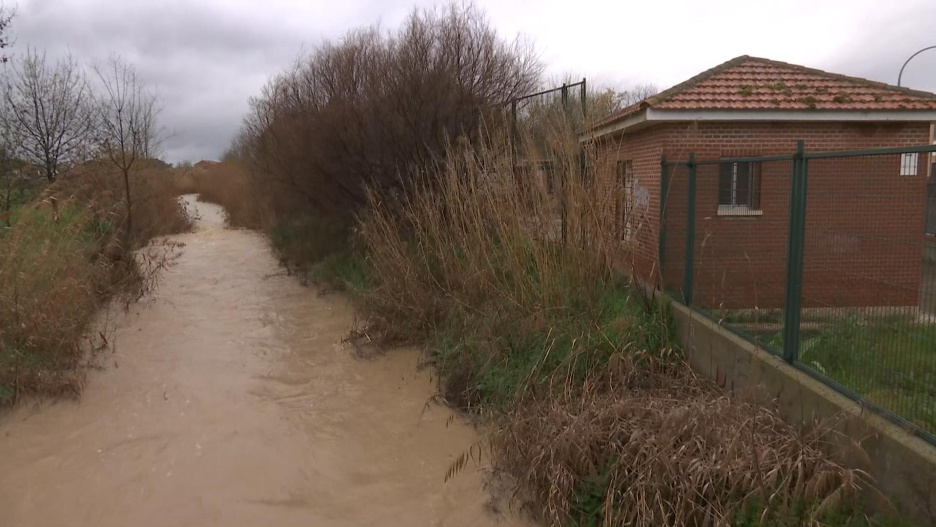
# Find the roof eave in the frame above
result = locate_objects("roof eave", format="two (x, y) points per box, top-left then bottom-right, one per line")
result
(584, 108), (936, 140)
(647, 108), (936, 122)
(581, 109), (649, 141)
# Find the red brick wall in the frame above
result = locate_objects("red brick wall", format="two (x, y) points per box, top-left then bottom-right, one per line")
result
(594, 121), (931, 309)
(592, 126), (669, 282)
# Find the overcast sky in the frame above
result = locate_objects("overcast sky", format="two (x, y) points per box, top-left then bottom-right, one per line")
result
(10, 0), (936, 163)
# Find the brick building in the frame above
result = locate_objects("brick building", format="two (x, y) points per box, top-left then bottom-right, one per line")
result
(586, 56), (936, 309)
(194, 160), (219, 170)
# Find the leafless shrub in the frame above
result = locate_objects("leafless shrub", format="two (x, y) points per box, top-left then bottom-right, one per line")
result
(235, 2), (542, 227)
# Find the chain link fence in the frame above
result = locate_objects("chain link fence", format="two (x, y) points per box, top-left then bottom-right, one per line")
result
(662, 143), (936, 445)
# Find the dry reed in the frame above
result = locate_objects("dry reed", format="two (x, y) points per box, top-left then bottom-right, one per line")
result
(182, 162), (262, 229)
(354, 116), (882, 525)
(491, 363), (869, 527)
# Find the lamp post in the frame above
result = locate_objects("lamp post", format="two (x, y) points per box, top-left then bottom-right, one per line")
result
(898, 45), (936, 87)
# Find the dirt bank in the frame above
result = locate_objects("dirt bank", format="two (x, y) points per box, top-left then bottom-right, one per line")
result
(0, 196), (530, 527)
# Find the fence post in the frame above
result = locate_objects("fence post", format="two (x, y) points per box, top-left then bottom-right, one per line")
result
(683, 154), (696, 305)
(580, 78), (587, 121)
(579, 80), (587, 250)
(510, 101), (518, 180)
(782, 140), (808, 363)
(560, 84), (569, 245)
(659, 156), (668, 282)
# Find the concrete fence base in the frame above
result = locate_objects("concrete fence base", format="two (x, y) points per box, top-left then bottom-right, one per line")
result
(670, 300), (936, 524)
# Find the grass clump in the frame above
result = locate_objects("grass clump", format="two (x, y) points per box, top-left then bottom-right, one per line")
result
(492, 372), (884, 527)
(309, 252), (368, 293)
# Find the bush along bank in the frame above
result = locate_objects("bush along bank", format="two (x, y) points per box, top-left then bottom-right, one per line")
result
(0, 161), (191, 405)
(304, 132), (918, 527)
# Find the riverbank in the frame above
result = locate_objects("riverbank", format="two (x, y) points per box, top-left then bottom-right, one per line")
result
(0, 197), (530, 527)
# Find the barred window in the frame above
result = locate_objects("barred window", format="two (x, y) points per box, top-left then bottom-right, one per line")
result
(617, 160), (634, 240)
(718, 161), (761, 209)
(900, 153), (919, 176)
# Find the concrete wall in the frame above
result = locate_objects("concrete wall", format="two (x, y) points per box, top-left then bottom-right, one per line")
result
(671, 300), (936, 523)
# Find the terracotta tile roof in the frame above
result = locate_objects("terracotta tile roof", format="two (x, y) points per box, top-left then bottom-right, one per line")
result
(594, 55), (936, 130)
(194, 160), (219, 169)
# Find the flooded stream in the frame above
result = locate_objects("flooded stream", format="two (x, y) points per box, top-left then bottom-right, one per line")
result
(0, 196), (532, 527)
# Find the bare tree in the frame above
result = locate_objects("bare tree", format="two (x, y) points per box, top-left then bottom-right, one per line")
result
(0, 49), (95, 182)
(138, 88), (166, 159)
(93, 56), (160, 236)
(620, 83), (658, 107)
(586, 84), (660, 120)
(0, 5), (29, 226)
(0, 7), (13, 65)
(0, 119), (28, 226)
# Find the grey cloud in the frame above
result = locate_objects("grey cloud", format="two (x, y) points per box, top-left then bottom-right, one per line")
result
(11, 0), (319, 163)
(6, 0), (436, 163)
(823, 4), (936, 92)
(7, 0), (936, 163)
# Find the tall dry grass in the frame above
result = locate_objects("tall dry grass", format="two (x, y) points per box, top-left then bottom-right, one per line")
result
(351, 119), (890, 525)
(492, 368), (872, 527)
(361, 114), (612, 303)
(180, 161), (351, 279)
(0, 161), (191, 403)
(179, 162), (262, 229)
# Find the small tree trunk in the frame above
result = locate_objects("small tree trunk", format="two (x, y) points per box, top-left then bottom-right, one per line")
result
(123, 168), (133, 238)
(45, 156), (56, 182)
(2, 183), (10, 228)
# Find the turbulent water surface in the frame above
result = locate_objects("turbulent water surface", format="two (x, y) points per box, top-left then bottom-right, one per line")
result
(0, 196), (531, 527)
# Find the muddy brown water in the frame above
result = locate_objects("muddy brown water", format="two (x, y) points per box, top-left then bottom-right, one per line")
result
(0, 196), (533, 527)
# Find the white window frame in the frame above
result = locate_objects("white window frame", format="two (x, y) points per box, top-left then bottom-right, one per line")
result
(731, 163), (739, 205)
(718, 161), (763, 216)
(900, 153), (919, 176)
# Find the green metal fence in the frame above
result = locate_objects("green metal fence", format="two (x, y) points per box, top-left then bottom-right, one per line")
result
(661, 142), (936, 446)
(508, 79), (587, 245)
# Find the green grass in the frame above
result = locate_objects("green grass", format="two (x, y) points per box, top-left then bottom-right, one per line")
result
(268, 214), (350, 275)
(799, 316), (936, 434)
(567, 462), (613, 527)
(716, 308), (936, 436)
(0, 201), (103, 398)
(1, 175), (44, 228)
(731, 500), (914, 527)
(429, 282), (673, 409)
(310, 252), (368, 293)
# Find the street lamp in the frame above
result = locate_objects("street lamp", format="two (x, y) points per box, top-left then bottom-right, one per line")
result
(898, 45), (936, 87)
